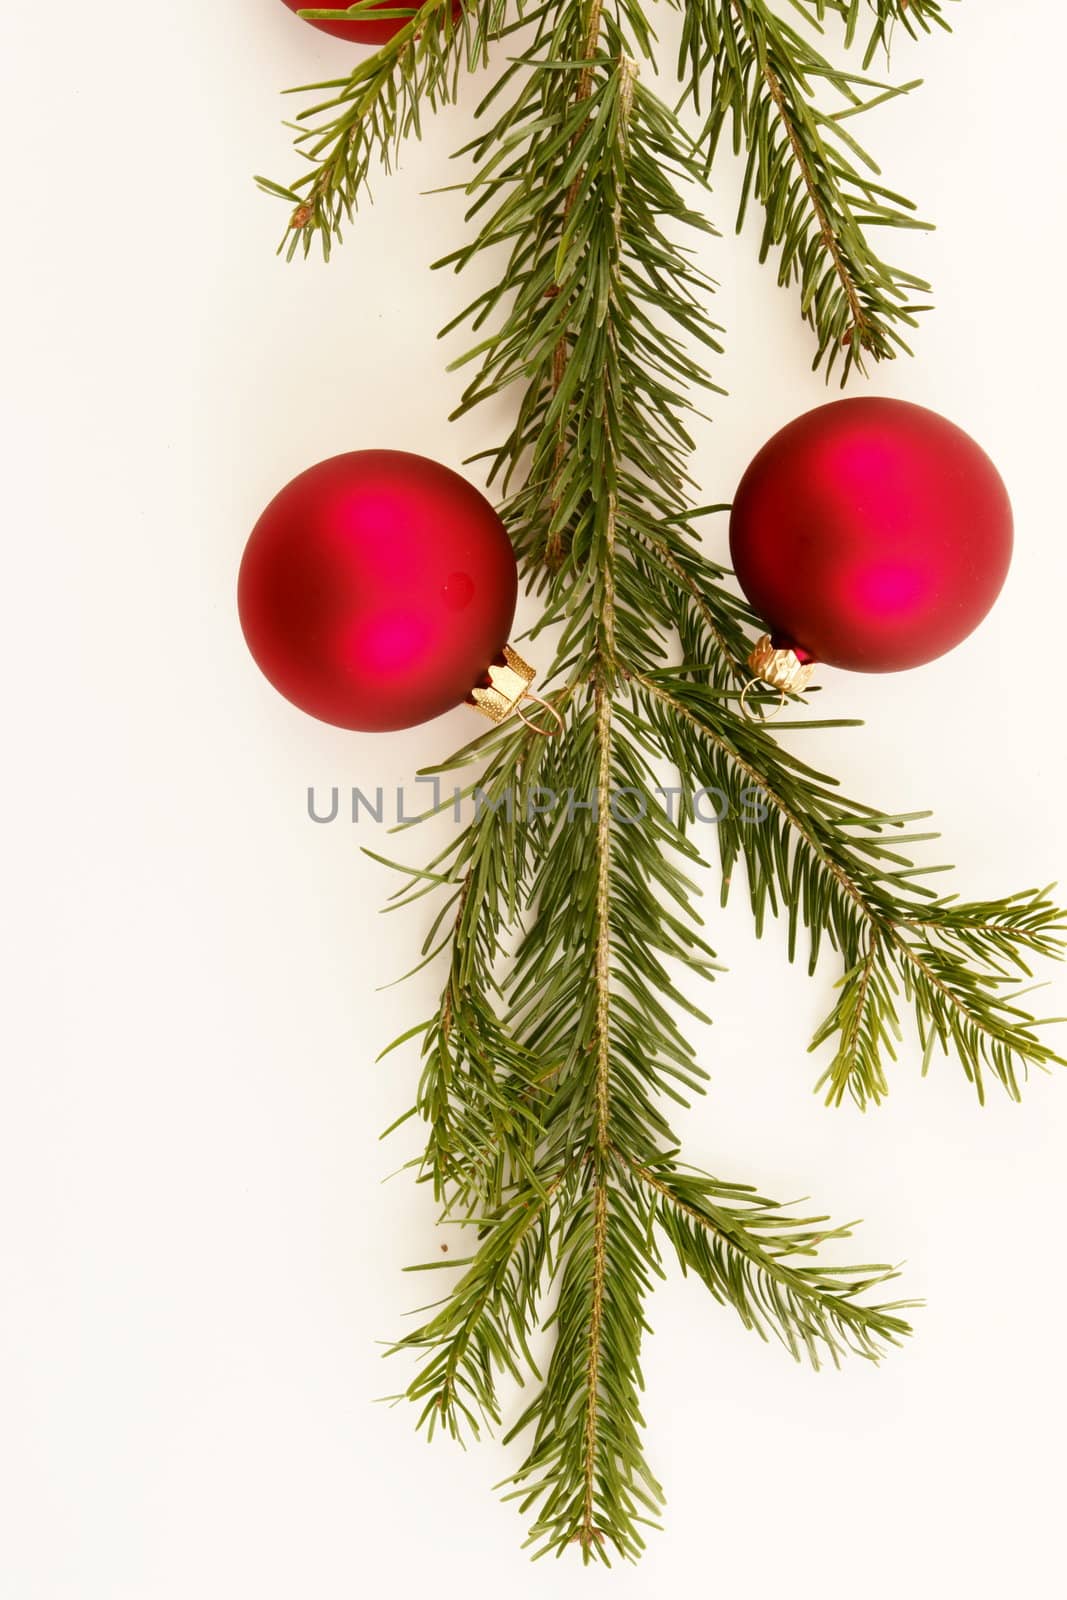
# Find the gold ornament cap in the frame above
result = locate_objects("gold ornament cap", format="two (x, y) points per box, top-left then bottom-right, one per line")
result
(469, 645), (537, 722)
(468, 645), (563, 736)
(746, 634), (817, 694)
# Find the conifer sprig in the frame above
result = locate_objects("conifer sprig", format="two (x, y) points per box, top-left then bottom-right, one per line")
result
(813, 0), (952, 68)
(256, 0), (507, 256)
(678, 0), (933, 376)
(261, 0), (1064, 1560)
(639, 672), (1066, 1107)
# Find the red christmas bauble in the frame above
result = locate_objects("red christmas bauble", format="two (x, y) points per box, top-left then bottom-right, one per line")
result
(729, 398), (1013, 673)
(280, 0), (458, 46)
(238, 451), (518, 732)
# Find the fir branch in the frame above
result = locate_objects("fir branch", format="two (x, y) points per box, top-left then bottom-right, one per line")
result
(812, 0), (952, 69)
(438, 25), (725, 639)
(678, 0), (932, 375)
(389, 1174), (560, 1438)
(504, 1167), (663, 1562)
(375, 713), (565, 1207)
(636, 1157), (912, 1364)
(257, 0), (506, 257)
(259, 0), (1064, 1562)
(809, 930), (901, 1106)
(894, 931), (1065, 1105)
(407, 29), (741, 1523)
(637, 671), (1067, 1106)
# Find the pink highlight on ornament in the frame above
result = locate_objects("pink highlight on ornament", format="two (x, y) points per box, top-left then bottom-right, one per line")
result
(344, 612), (432, 675)
(848, 562), (927, 617)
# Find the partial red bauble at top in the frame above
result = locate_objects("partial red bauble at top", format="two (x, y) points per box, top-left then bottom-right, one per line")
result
(238, 451), (518, 732)
(729, 398), (1013, 673)
(280, 0), (459, 45)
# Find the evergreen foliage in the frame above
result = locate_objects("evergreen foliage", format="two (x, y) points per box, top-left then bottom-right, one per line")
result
(262, 0), (1063, 1559)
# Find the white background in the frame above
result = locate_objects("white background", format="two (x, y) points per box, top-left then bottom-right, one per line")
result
(3, 3), (1066, 1596)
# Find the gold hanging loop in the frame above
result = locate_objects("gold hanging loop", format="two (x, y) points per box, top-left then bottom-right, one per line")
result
(513, 692), (565, 738)
(739, 677), (788, 723)
(740, 634), (817, 723)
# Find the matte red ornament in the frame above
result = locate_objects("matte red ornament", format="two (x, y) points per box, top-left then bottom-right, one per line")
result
(280, 0), (459, 46)
(238, 451), (519, 732)
(729, 398), (1013, 673)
